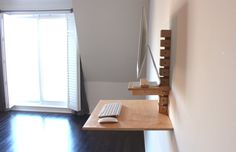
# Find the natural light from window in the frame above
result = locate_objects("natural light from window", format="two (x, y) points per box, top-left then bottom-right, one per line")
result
(4, 14), (68, 106)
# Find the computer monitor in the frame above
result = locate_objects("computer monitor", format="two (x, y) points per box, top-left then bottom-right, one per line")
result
(136, 7), (160, 84)
(137, 7), (148, 79)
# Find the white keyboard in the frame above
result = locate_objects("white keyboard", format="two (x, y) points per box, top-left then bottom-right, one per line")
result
(98, 103), (122, 118)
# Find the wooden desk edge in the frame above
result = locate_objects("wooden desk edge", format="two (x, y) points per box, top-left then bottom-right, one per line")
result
(82, 127), (174, 131)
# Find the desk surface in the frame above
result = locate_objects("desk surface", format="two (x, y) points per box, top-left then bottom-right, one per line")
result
(83, 100), (173, 131)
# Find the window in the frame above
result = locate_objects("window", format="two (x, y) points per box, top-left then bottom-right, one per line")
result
(2, 12), (79, 109)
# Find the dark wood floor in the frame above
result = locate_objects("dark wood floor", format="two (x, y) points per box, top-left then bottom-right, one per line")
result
(0, 111), (145, 152)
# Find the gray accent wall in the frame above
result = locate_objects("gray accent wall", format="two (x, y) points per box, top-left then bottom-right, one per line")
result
(73, 0), (145, 111)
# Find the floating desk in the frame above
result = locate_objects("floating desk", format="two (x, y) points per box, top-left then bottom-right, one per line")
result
(83, 100), (173, 131)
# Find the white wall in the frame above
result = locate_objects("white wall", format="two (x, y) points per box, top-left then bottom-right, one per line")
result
(73, 0), (145, 111)
(145, 0), (236, 152)
(73, 0), (143, 82)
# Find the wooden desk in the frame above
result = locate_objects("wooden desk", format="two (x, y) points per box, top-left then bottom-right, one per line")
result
(83, 100), (173, 131)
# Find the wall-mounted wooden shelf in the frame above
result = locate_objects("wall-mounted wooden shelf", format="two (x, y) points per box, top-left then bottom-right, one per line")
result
(128, 82), (170, 96)
(128, 30), (172, 115)
(83, 100), (173, 131)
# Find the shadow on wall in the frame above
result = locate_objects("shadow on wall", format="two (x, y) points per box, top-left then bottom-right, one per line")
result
(170, 2), (189, 102)
(168, 1), (189, 152)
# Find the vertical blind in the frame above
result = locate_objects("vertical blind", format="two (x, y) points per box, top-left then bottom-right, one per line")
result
(67, 13), (80, 111)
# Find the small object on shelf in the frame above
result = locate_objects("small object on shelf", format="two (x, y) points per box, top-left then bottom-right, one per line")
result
(131, 82), (141, 88)
(140, 79), (149, 88)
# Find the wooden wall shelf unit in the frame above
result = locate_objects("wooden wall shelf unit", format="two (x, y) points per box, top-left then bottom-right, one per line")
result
(83, 100), (173, 131)
(128, 30), (171, 115)
(159, 30), (171, 115)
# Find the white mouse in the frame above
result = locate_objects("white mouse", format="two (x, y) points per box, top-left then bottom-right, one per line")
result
(98, 117), (118, 123)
